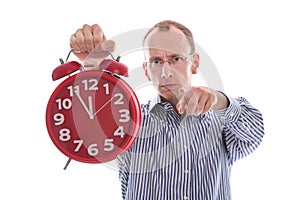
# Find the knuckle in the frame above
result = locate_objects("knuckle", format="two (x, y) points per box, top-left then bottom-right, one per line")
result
(75, 28), (83, 35)
(76, 36), (84, 46)
(92, 24), (101, 29)
(197, 105), (203, 114)
(83, 24), (92, 29)
(93, 37), (102, 46)
(69, 35), (76, 46)
(84, 37), (94, 46)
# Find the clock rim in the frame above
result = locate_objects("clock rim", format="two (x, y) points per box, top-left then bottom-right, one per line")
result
(45, 70), (142, 163)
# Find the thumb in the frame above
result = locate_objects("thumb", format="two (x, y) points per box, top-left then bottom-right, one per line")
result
(176, 87), (187, 114)
(101, 40), (115, 52)
(85, 40), (115, 61)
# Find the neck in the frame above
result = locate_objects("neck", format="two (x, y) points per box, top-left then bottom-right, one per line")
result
(160, 95), (181, 115)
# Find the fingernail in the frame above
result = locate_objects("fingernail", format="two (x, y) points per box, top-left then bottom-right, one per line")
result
(177, 104), (182, 112)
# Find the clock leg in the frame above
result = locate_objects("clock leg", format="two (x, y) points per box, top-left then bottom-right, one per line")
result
(63, 158), (72, 170)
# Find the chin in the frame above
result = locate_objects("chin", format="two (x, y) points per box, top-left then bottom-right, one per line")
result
(158, 89), (180, 102)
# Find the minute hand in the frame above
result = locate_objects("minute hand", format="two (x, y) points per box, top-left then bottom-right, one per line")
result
(74, 90), (94, 119)
(93, 95), (116, 117)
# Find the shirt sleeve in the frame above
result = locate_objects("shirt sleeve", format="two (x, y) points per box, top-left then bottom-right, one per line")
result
(215, 96), (265, 165)
(116, 153), (131, 200)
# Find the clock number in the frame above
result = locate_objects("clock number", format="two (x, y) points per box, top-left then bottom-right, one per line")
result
(103, 83), (109, 94)
(82, 79), (98, 91)
(114, 126), (125, 138)
(53, 113), (64, 125)
(88, 144), (99, 156)
(73, 140), (83, 152)
(119, 109), (130, 122)
(59, 128), (71, 142)
(114, 93), (124, 105)
(104, 139), (114, 151)
(73, 141), (100, 157)
(56, 98), (72, 110)
(67, 85), (79, 97)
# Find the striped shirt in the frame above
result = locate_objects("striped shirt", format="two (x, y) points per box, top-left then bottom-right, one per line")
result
(117, 95), (264, 200)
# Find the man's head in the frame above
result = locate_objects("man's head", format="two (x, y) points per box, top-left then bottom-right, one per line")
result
(142, 20), (200, 103)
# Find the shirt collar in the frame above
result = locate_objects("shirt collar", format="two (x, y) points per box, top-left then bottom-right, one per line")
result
(148, 94), (162, 111)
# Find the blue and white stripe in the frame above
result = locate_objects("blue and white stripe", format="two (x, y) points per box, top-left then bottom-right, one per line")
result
(117, 95), (264, 200)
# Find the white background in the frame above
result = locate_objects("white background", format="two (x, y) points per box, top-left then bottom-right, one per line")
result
(1, 0), (299, 199)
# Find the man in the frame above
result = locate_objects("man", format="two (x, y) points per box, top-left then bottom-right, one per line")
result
(70, 20), (264, 200)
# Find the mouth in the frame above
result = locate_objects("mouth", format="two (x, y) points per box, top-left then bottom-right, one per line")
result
(160, 83), (178, 90)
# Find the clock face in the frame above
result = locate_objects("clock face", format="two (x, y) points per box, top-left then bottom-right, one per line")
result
(46, 71), (141, 163)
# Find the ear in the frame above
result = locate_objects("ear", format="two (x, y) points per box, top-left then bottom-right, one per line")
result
(191, 53), (200, 74)
(143, 63), (151, 81)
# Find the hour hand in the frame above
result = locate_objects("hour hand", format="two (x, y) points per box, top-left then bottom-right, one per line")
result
(74, 90), (94, 119)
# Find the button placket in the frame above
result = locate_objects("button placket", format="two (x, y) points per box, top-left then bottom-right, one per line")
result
(181, 122), (191, 200)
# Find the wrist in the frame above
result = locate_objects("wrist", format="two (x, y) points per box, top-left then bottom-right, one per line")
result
(212, 91), (229, 110)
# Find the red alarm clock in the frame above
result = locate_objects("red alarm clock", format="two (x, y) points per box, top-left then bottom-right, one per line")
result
(45, 50), (141, 168)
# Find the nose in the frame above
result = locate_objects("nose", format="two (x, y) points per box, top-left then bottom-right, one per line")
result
(160, 65), (174, 79)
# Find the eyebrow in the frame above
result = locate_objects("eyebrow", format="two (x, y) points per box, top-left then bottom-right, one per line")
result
(149, 53), (182, 60)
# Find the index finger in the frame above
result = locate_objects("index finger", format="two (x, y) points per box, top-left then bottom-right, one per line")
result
(176, 88), (192, 114)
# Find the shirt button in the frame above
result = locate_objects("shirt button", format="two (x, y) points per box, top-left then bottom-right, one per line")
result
(183, 145), (188, 149)
(181, 125), (185, 128)
(229, 112), (235, 117)
(183, 196), (188, 200)
(184, 169), (189, 174)
(238, 121), (248, 131)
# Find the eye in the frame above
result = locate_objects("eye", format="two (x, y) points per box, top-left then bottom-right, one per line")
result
(173, 56), (183, 62)
(151, 59), (162, 65)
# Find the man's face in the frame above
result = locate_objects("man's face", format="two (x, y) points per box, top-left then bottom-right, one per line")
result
(143, 27), (199, 102)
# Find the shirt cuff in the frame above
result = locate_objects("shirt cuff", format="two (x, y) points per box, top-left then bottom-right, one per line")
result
(214, 96), (242, 123)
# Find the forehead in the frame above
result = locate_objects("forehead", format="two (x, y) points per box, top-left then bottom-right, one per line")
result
(144, 27), (191, 56)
